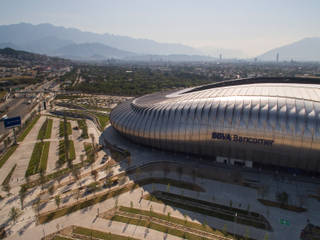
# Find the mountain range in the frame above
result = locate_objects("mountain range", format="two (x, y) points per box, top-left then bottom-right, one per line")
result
(257, 37), (320, 62)
(0, 23), (319, 62)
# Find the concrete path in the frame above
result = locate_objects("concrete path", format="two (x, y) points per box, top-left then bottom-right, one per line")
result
(70, 120), (85, 165)
(46, 118), (60, 173)
(0, 116), (46, 185)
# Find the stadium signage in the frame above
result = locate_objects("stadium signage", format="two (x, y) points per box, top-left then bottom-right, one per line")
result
(212, 132), (274, 146)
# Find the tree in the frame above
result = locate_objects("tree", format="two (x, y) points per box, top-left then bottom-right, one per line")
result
(2, 184), (10, 196)
(72, 167), (80, 184)
(55, 195), (61, 209)
(19, 185), (27, 209)
(229, 200), (233, 208)
(80, 154), (85, 166)
(8, 207), (21, 224)
(48, 185), (55, 195)
(34, 196), (41, 217)
(91, 170), (98, 181)
(130, 201), (133, 209)
(167, 212), (171, 220)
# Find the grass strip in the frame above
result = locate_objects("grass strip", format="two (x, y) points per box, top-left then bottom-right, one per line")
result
(258, 198), (306, 212)
(37, 118), (53, 140)
(119, 206), (228, 238)
(84, 142), (94, 163)
(148, 191), (270, 230)
(52, 236), (73, 240)
(92, 112), (109, 129)
(17, 115), (40, 142)
(0, 145), (18, 168)
(40, 142), (50, 172)
(26, 141), (50, 176)
(2, 164), (16, 185)
(58, 140), (75, 166)
(73, 226), (139, 240)
(59, 121), (72, 137)
(26, 142), (44, 177)
(77, 119), (88, 139)
(111, 215), (214, 240)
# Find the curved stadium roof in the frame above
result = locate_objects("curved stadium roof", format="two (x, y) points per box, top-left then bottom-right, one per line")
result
(110, 77), (320, 172)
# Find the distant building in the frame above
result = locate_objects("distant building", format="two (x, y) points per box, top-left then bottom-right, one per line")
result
(276, 53), (279, 62)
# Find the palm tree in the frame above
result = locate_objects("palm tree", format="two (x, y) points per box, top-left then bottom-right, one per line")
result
(55, 195), (61, 209)
(19, 185), (27, 209)
(8, 207), (21, 224)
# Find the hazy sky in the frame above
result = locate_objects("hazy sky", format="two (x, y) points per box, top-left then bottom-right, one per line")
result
(1, 0), (320, 56)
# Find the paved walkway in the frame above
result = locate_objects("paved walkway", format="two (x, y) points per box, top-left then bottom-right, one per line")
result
(46, 117), (60, 173)
(0, 116), (46, 185)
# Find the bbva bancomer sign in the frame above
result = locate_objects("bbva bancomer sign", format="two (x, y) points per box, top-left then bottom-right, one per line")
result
(212, 132), (274, 146)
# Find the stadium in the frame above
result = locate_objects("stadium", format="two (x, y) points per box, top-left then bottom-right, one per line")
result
(110, 77), (320, 173)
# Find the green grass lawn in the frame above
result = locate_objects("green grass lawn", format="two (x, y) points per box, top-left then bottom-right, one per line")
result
(40, 142), (50, 172)
(84, 142), (94, 163)
(58, 140), (76, 167)
(147, 191), (270, 231)
(91, 112), (109, 129)
(2, 164), (16, 185)
(119, 206), (228, 238)
(111, 215), (214, 240)
(17, 115), (40, 142)
(73, 226), (139, 240)
(25, 141), (50, 176)
(37, 118), (53, 140)
(77, 119), (88, 139)
(0, 145), (18, 168)
(59, 121), (72, 137)
(53, 236), (73, 240)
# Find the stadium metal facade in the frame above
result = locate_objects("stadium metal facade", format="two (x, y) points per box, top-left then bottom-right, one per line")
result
(110, 78), (320, 172)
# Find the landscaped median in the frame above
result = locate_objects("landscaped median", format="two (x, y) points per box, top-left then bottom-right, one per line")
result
(59, 121), (72, 137)
(37, 118), (53, 140)
(17, 114), (40, 142)
(77, 119), (88, 139)
(0, 145), (18, 168)
(102, 206), (236, 240)
(25, 141), (50, 176)
(2, 164), (16, 185)
(258, 198), (306, 213)
(57, 140), (75, 167)
(43, 226), (139, 240)
(145, 191), (272, 231)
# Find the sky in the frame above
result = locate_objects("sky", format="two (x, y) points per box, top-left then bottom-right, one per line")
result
(1, 0), (320, 57)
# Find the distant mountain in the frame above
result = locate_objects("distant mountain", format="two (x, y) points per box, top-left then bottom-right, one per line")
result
(53, 42), (136, 60)
(0, 23), (201, 58)
(0, 42), (22, 50)
(258, 37), (320, 62)
(0, 47), (70, 64)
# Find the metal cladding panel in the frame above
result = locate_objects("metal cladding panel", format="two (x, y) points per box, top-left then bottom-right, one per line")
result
(109, 80), (320, 172)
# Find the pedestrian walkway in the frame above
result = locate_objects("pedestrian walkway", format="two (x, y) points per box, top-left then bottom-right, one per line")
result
(0, 116), (46, 185)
